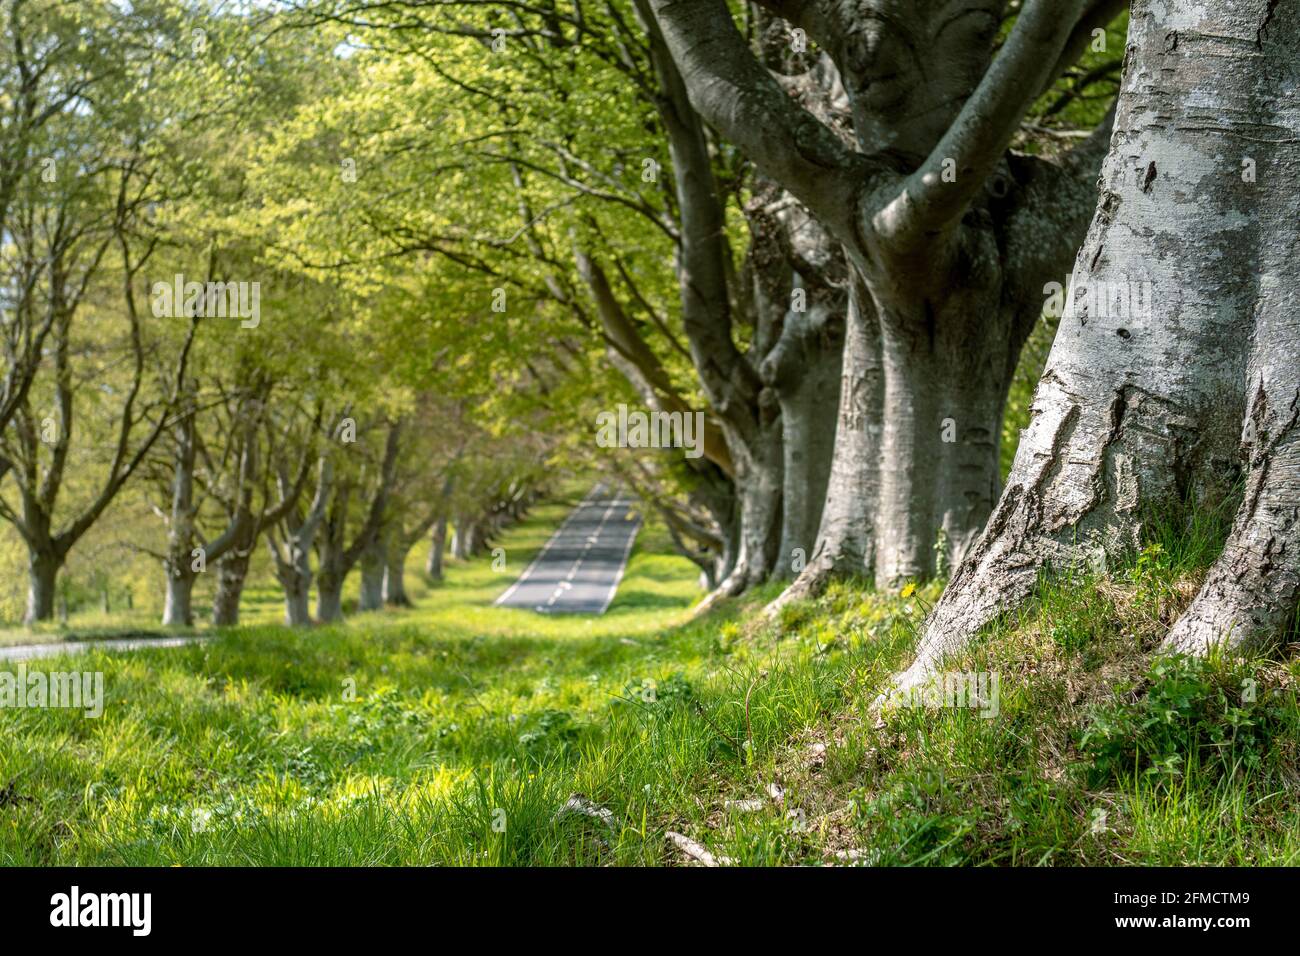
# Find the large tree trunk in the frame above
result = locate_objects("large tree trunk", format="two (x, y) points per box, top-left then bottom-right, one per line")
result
(887, 0), (1295, 695)
(25, 547), (59, 624)
(715, 420), (784, 594)
(450, 517), (471, 560)
(704, 471), (740, 587)
(270, 533), (318, 626)
(425, 514), (448, 580)
(316, 569), (344, 623)
(212, 551), (251, 627)
(385, 533), (413, 606)
(424, 469), (456, 581)
(871, 285), (1013, 587)
(161, 407), (199, 627)
(311, 424), (401, 624)
(274, 546), (314, 629)
(1144, 0), (1300, 656)
(691, 443), (781, 613)
(466, 518), (487, 557)
(357, 536), (387, 611)
(283, 574), (312, 626)
(315, 508), (348, 622)
(773, 333), (840, 572)
(767, 276), (883, 611)
(269, 457), (333, 627)
(750, 189), (848, 581)
(162, 568), (196, 628)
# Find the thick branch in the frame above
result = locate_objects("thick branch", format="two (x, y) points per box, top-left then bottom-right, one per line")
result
(876, 0), (1090, 247)
(644, 0), (865, 243)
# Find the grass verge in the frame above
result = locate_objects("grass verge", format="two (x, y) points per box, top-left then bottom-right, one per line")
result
(2, 497), (1296, 865)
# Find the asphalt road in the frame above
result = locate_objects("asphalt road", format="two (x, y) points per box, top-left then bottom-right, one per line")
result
(0, 635), (203, 662)
(494, 484), (642, 614)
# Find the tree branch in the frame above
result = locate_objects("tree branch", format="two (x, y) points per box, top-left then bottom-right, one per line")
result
(644, 0), (865, 243)
(875, 0), (1090, 248)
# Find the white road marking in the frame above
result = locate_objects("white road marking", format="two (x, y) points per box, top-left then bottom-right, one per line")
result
(496, 485), (641, 615)
(493, 484), (604, 608)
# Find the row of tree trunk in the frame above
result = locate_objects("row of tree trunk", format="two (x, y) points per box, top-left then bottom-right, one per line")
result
(630, 0), (1300, 683)
(152, 417), (537, 629)
(887, 0), (1300, 693)
(606, 0), (1115, 611)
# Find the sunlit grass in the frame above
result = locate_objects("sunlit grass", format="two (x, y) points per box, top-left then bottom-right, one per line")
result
(2, 495), (1297, 866)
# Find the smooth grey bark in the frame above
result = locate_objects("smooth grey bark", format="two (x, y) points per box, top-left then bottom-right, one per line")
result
(425, 514), (448, 580)
(701, 469), (741, 586)
(887, 0), (1298, 695)
(161, 406), (199, 627)
(26, 548), (57, 623)
(358, 535), (387, 611)
(315, 578), (344, 623)
(767, 274), (883, 612)
(314, 422), (402, 623)
(771, 321), (840, 569)
(870, 278), (1016, 587)
(462, 518), (477, 558)
(385, 497), (445, 605)
(384, 532), (412, 606)
(450, 517), (473, 560)
(423, 469), (458, 581)
(1149, 1), (1300, 656)
(212, 551), (251, 628)
(722, 418), (785, 592)
(282, 576), (312, 627)
(750, 187), (847, 578)
(162, 570), (195, 628)
(650, 0), (1118, 591)
(269, 457), (333, 627)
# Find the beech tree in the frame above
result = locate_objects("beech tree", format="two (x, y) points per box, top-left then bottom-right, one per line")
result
(379, 410), (467, 606)
(314, 420), (402, 622)
(150, 378), (319, 627)
(284, 1), (845, 597)
(285, 0), (1126, 604)
(887, 0), (1300, 695)
(0, 150), (197, 622)
(648, 0), (1123, 599)
(267, 455), (334, 627)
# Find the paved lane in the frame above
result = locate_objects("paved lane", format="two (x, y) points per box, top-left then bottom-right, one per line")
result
(0, 635), (203, 662)
(494, 484), (641, 614)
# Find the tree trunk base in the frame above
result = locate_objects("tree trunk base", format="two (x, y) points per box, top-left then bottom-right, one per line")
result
(1163, 385), (1300, 657)
(162, 571), (196, 628)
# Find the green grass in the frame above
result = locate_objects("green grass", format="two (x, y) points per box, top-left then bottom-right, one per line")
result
(2, 496), (1298, 866)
